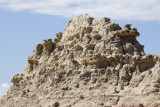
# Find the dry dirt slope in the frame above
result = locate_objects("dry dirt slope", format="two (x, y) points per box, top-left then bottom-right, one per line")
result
(0, 14), (160, 107)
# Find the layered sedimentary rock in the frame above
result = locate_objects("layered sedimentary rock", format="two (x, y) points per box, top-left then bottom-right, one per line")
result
(1, 14), (160, 107)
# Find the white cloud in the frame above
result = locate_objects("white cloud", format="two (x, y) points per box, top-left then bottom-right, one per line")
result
(0, 0), (160, 20)
(0, 83), (10, 98)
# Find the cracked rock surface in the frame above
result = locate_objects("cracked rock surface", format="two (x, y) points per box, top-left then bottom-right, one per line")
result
(1, 14), (160, 107)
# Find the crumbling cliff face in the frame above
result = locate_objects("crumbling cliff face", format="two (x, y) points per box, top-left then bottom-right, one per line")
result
(1, 14), (160, 107)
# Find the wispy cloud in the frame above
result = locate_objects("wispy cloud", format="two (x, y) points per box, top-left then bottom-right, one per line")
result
(0, 83), (10, 98)
(0, 0), (160, 20)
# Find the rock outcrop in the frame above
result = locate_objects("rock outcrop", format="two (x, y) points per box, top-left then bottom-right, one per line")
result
(1, 14), (160, 107)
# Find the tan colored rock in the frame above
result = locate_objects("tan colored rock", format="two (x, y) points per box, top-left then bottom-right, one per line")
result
(98, 68), (106, 74)
(54, 38), (60, 43)
(28, 59), (38, 65)
(101, 17), (110, 22)
(112, 54), (123, 60)
(124, 24), (131, 30)
(48, 68), (55, 72)
(133, 55), (158, 64)
(39, 70), (46, 75)
(52, 101), (59, 107)
(86, 44), (95, 50)
(85, 54), (109, 68)
(34, 44), (43, 55)
(71, 60), (79, 66)
(153, 55), (159, 62)
(69, 39), (76, 47)
(57, 45), (64, 51)
(74, 45), (83, 51)
(1, 14), (160, 107)
(56, 32), (63, 39)
(42, 39), (54, 52)
(131, 27), (140, 36)
(92, 33), (101, 40)
(117, 25), (140, 37)
(73, 33), (80, 39)
(106, 23), (122, 31)
(11, 73), (24, 84)
(68, 33), (80, 41)
(84, 26), (93, 34)
(87, 17), (94, 25)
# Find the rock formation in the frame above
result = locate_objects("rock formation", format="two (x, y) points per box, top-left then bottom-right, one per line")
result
(1, 14), (160, 107)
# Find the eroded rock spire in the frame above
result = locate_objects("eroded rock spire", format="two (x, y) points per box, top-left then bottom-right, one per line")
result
(1, 14), (160, 107)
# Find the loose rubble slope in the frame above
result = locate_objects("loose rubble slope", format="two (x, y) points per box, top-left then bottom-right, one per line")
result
(1, 14), (160, 107)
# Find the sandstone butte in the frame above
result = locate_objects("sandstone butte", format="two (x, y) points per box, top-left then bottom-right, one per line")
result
(0, 14), (160, 107)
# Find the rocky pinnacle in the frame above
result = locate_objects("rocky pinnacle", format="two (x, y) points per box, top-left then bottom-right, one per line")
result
(1, 14), (160, 107)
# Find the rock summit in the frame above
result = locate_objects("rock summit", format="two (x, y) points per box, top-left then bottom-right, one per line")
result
(1, 14), (160, 107)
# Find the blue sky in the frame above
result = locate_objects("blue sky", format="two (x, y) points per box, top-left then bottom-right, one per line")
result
(0, 0), (160, 98)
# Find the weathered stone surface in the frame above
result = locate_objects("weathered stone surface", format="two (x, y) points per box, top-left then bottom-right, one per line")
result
(1, 14), (160, 107)
(117, 25), (140, 37)
(11, 73), (24, 84)
(42, 39), (54, 52)
(56, 32), (63, 39)
(34, 44), (43, 55)
(106, 23), (122, 31)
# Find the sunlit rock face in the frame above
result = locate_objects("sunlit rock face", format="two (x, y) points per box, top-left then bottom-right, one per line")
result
(1, 14), (160, 107)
